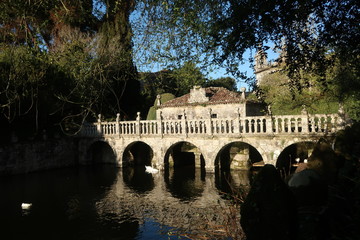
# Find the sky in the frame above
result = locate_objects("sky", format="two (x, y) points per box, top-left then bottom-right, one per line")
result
(128, 4), (280, 92)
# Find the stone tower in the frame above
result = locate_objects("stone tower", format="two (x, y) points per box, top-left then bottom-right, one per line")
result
(254, 48), (279, 86)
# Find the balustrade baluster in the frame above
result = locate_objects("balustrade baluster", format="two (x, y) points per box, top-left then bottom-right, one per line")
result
(294, 118), (298, 133)
(324, 117), (329, 133)
(331, 116), (336, 132)
(309, 117), (314, 133)
(230, 120), (234, 133)
(239, 119), (243, 133)
(274, 118), (278, 133)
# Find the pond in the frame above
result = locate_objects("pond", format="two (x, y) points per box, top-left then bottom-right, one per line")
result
(0, 164), (251, 239)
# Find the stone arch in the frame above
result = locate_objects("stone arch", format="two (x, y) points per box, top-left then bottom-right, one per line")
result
(164, 141), (205, 169)
(87, 140), (117, 165)
(163, 141), (205, 201)
(276, 141), (316, 173)
(122, 141), (154, 167)
(215, 141), (263, 171)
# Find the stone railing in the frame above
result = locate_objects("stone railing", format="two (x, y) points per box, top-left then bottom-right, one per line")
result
(79, 113), (348, 138)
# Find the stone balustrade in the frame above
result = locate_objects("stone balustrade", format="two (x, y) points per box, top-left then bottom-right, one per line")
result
(79, 113), (346, 138)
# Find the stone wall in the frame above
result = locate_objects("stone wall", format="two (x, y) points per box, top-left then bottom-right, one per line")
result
(0, 138), (78, 176)
(158, 103), (246, 120)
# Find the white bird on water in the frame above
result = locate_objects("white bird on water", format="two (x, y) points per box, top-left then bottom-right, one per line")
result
(145, 165), (159, 174)
(21, 203), (32, 210)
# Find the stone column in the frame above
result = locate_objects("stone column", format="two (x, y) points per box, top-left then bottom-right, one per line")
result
(207, 108), (213, 137)
(116, 113), (120, 135)
(156, 94), (161, 106)
(240, 87), (246, 100)
(136, 112), (141, 136)
(234, 108), (240, 134)
(194, 152), (202, 168)
(158, 111), (163, 137)
(182, 109), (188, 138)
(301, 106), (309, 133)
(97, 114), (102, 135)
(266, 116), (273, 134)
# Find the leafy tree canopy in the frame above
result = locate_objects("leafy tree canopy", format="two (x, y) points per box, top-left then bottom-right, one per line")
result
(0, 0), (140, 139)
(258, 59), (360, 120)
(204, 77), (237, 91)
(136, 0), (359, 82)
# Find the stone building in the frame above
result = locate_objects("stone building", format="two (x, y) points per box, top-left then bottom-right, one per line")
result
(254, 49), (280, 86)
(156, 85), (265, 120)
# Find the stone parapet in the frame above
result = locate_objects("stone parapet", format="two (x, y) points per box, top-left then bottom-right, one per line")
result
(79, 113), (347, 138)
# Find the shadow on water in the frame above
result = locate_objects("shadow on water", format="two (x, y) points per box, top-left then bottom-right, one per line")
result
(0, 165), (140, 240)
(164, 165), (205, 202)
(122, 166), (155, 194)
(215, 168), (252, 199)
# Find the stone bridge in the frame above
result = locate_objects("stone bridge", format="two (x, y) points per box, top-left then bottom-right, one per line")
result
(77, 113), (348, 172)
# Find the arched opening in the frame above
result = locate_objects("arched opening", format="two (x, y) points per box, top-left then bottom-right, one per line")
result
(88, 141), (117, 165)
(122, 141), (154, 167)
(164, 141), (205, 201)
(164, 141), (205, 170)
(122, 141), (155, 193)
(276, 141), (315, 174)
(214, 142), (260, 196)
(215, 142), (263, 172)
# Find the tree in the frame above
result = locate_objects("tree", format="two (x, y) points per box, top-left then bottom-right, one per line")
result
(139, 61), (207, 115)
(170, 61), (207, 96)
(259, 70), (339, 115)
(257, 58), (360, 120)
(0, 0), (140, 139)
(204, 77), (237, 91)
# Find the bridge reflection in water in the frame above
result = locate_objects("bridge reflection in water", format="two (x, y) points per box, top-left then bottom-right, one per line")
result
(0, 162), (250, 239)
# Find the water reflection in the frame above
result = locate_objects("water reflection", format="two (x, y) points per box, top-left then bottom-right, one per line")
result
(122, 166), (155, 193)
(0, 165), (250, 239)
(215, 169), (251, 195)
(165, 166), (205, 202)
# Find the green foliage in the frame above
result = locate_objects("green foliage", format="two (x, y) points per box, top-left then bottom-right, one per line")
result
(140, 61), (206, 98)
(0, 0), (140, 139)
(146, 93), (175, 120)
(140, 61), (206, 119)
(258, 67), (352, 116)
(205, 77), (237, 91)
(169, 61), (207, 96)
(0, 45), (49, 132)
(146, 106), (156, 120)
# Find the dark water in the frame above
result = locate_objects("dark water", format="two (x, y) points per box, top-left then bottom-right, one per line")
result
(0, 165), (250, 239)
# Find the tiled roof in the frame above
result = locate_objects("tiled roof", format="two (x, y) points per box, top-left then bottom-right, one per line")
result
(159, 87), (244, 108)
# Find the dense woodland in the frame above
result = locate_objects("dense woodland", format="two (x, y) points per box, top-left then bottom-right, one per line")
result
(0, 0), (359, 142)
